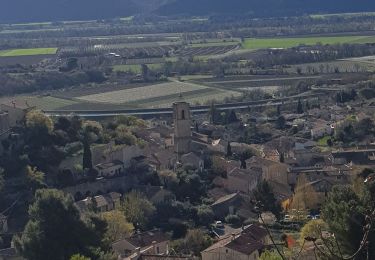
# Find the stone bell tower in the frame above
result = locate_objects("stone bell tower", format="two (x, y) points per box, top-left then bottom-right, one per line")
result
(173, 101), (192, 155)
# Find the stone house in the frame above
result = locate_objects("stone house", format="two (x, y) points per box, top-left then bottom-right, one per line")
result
(225, 167), (262, 195)
(95, 160), (124, 178)
(247, 157), (289, 186)
(210, 192), (241, 219)
(180, 152), (204, 171)
(112, 230), (170, 259)
(75, 192), (122, 213)
(201, 225), (270, 260)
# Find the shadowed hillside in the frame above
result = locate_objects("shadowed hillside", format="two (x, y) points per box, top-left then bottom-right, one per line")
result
(1, 0), (375, 23)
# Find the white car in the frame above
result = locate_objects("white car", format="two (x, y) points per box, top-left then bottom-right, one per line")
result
(215, 221), (224, 228)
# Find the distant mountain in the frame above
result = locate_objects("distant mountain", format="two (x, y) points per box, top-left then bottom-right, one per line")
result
(1, 0), (375, 23)
(157, 0), (375, 17)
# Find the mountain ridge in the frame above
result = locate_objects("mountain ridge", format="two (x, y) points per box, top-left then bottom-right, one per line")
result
(1, 0), (375, 23)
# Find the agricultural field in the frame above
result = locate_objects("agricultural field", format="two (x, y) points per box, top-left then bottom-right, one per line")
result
(0, 48), (57, 57)
(196, 75), (321, 90)
(0, 95), (78, 110)
(178, 45), (238, 57)
(75, 81), (242, 108)
(287, 60), (375, 73)
(76, 81), (211, 104)
(243, 35), (375, 50)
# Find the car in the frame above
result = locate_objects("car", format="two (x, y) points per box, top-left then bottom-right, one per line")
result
(306, 215), (313, 220)
(313, 215), (320, 219)
(215, 221), (224, 228)
(284, 215), (291, 221)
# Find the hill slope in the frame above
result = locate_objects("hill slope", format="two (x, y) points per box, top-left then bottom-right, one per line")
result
(1, 0), (375, 23)
(158, 0), (375, 16)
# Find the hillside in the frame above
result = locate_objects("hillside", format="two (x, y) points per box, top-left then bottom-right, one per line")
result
(1, 0), (375, 23)
(158, 0), (375, 16)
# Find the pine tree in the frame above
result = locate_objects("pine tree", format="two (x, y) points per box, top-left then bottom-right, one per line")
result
(297, 98), (304, 114)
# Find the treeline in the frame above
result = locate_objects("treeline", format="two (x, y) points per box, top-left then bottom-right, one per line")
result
(0, 70), (106, 96)
(232, 43), (375, 68)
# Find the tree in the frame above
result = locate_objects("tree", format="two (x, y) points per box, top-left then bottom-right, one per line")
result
(70, 254), (91, 260)
(141, 64), (149, 82)
(296, 98), (304, 114)
(321, 185), (366, 256)
(26, 110), (54, 134)
(275, 116), (286, 129)
(82, 139), (92, 170)
(25, 166), (46, 193)
(259, 250), (283, 260)
(300, 219), (328, 243)
(14, 189), (105, 260)
(291, 174), (319, 211)
(226, 142), (232, 157)
(171, 229), (212, 256)
(0, 167), (4, 193)
(254, 181), (282, 219)
(195, 205), (214, 226)
(122, 191), (155, 229)
(101, 210), (134, 243)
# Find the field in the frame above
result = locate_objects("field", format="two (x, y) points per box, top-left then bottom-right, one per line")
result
(179, 45), (238, 57)
(75, 81), (241, 108)
(0, 96), (78, 110)
(243, 36), (375, 50)
(0, 48), (57, 57)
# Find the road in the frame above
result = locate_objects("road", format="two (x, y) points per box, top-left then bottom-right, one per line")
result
(44, 93), (323, 118)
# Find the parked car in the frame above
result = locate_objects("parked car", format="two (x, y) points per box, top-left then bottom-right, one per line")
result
(215, 221), (224, 228)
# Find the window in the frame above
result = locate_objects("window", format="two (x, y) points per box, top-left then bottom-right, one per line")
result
(181, 110), (185, 120)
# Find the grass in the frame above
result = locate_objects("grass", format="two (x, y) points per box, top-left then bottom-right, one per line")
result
(0, 48), (57, 57)
(0, 96), (78, 110)
(317, 136), (331, 146)
(242, 36), (375, 50)
(113, 63), (163, 73)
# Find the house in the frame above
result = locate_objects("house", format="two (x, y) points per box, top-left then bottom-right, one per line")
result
(75, 192), (122, 213)
(95, 160), (124, 178)
(112, 230), (170, 259)
(225, 167), (262, 195)
(201, 224), (270, 260)
(247, 157), (289, 186)
(328, 149), (375, 166)
(180, 152), (204, 171)
(147, 118), (169, 128)
(149, 149), (177, 171)
(0, 247), (24, 260)
(310, 120), (334, 140)
(210, 192), (241, 219)
(211, 139), (229, 155)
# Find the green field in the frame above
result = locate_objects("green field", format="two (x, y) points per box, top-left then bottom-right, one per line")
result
(243, 36), (375, 50)
(0, 48), (57, 57)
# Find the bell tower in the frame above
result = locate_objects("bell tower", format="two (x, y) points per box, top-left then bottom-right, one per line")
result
(173, 101), (192, 155)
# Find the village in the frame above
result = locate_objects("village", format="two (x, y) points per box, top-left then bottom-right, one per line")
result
(1, 77), (374, 260)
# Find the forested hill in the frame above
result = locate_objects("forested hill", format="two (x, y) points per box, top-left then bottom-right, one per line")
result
(0, 0), (141, 23)
(2, 0), (375, 23)
(157, 0), (375, 17)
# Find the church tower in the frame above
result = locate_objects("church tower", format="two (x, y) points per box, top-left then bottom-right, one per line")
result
(173, 101), (192, 155)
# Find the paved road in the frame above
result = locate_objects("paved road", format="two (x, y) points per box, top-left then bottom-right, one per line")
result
(44, 93), (323, 118)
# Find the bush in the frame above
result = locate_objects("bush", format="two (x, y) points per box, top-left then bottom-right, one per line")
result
(225, 214), (241, 226)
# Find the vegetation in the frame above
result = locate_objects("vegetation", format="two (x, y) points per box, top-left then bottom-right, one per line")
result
(14, 189), (109, 260)
(0, 48), (57, 57)
(243, 36), (375, 50)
